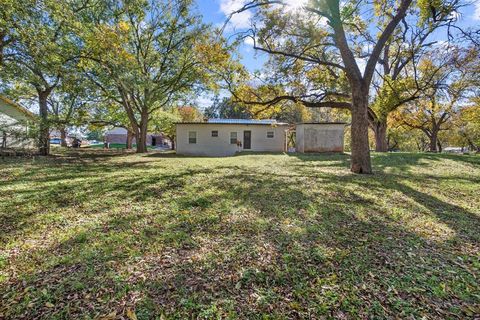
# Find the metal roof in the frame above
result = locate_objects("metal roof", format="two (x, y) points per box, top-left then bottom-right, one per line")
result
(208, 119), (280, 124)
(177, 119), (289, 125)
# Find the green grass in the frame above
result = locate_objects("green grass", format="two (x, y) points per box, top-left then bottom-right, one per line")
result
(0, 150), (479, 319)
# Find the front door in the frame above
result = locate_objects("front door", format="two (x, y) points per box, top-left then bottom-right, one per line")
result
(243, 131), (251, 149)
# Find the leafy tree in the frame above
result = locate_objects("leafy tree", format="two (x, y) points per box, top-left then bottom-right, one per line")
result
(453, 102), (480, 152)
(204, 96), (251, 119)
(47, 76), (92, 147)
(85, 129), (103, 142)
(394, 50), (475, 152)
(1, 0), (84, 155)
(150, 106), (204, 150)
(228, 0), (465, 173)
(150, 109), (181, 149)
(87, 97), (136, 148)
(177, 106), (204, 122)
(80, 0), (229, 153)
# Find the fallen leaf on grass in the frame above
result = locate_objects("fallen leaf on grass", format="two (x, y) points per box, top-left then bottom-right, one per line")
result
(99, 311), (116, 320)
(126, 308), (138, 320)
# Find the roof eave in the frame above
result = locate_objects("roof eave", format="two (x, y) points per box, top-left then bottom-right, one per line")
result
(0, 95), (36, 119)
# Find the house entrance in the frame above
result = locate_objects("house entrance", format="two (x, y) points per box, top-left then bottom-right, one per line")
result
(243, 131), (251, 149)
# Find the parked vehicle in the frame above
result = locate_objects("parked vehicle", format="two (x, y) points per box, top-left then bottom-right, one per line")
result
(50, 138), (61, 145)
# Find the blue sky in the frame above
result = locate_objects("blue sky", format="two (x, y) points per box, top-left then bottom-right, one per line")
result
(196, 0), (480, 68)
(193, 0), (480, 108)
(196, 0), (267, 73)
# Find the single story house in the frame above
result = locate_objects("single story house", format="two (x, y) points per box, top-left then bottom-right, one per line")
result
(0, 95), (35, 149)
(176, 119), (346, 156)
(105, 127), (166, 147)
(175, 119), (289, 156)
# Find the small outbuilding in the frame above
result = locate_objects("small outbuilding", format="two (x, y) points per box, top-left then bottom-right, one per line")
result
(295, 122), (346, 153)
(105, 127), (165, 147)
(176, 119), (289, 156)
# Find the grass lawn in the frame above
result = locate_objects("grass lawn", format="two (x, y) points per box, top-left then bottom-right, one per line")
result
(0, 151), (479, 319)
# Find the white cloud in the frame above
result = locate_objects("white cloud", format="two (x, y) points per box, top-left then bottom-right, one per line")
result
(473, 1), (480, 20)
(244, 36), (255, 46)
(219, 0), (252, 30)
(283, 0), (309, 12)
(195, 94), (214, 111)
(219, 0), (311, 30)
(355, 58), (367, 75)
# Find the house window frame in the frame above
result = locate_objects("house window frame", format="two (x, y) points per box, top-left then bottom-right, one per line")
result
(267, 131), (274, 138)
(211, 130), (218, 137)
(230, 132), (237, 144)
(188, 131), (197, 144)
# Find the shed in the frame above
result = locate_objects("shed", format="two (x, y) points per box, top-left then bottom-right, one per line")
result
(295, 122), (346, 153)
(105, 127), (165, 147)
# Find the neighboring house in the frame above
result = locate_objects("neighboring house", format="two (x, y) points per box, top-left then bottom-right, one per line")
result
(176, 119), (346, 156)
(0, 95), (36, 149)
(176, 119), (290, 156)
(105, 127), (165, 147)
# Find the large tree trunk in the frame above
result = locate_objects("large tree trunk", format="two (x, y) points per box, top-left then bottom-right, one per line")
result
(136, 112), (148, 153)
(126, 130), (133, 149)
(1, 131), (6, 148)
(428, 129), (438, 152)
(373, 120), (388, 152)
(60, 127), (68, 147)
(466, 138), (479, 153)
(350, 88), (372, 174)
(38, 91), (50, 156)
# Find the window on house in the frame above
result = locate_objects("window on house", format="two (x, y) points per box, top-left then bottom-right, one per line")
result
(230, 132), (237, 144)
(267, 131), (274, 138)
(188, 131), (197, 144)
(211, 130), (218, 137)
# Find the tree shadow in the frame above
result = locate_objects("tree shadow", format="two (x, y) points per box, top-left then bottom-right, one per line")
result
(1, 153), (479, 318)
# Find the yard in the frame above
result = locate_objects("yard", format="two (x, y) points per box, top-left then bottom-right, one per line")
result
(0, 151), (479, 319)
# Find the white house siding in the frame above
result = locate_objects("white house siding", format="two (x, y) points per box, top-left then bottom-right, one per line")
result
(0, 97), (35, 149)
(296, 123), (345, 153)
(176, 123), (288, 156)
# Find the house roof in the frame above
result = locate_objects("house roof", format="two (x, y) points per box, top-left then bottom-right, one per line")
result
(0, 95), (35, 121)
(177, 119), (289, 126)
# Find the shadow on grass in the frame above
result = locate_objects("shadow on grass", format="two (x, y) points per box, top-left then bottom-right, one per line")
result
(0, 152), (479, 318)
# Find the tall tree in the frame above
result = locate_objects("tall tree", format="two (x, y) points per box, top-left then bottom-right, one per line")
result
(455, 102), (480, 152)
(1, 0), (83, 155)
(366, 0), (467, 152)
(81, 0), (227, 153)
(47, 76), (92, 147)
(394, 49), (476, 152)
(227, 0), (465, 173)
